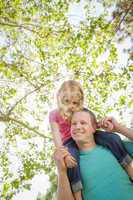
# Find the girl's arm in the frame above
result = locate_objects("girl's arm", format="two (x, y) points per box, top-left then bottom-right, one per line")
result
(50, 122), (77, 168)
(98, 117), (133, 140)
(50, 122), (63, 147)
(116, 125), (133, 140)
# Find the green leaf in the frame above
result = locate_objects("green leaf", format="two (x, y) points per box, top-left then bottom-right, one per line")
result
(128, 65), (133, 72)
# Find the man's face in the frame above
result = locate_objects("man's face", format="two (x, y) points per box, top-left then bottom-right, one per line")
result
(71, 111), (96, 143)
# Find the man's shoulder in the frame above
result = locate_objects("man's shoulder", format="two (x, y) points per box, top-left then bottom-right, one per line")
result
(96, 130), (113, 134)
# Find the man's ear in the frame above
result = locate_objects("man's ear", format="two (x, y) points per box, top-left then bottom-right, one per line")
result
(92, 123), (97, 134)
(96, 122), (100, 129)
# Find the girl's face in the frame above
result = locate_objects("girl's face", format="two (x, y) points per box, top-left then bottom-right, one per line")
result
(58, 90), (83, 119)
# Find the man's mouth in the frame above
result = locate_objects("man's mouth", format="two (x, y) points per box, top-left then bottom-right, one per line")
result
(72, 131), (83, 135)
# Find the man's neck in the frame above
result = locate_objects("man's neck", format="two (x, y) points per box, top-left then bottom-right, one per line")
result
(77, 140), (96, 151)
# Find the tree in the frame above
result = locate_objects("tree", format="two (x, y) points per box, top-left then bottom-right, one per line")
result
(95, 0), (133, 58)
(0, 0), (132, 199)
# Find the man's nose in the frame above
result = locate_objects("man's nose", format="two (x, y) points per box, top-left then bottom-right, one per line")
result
(76, 122), (81, 129)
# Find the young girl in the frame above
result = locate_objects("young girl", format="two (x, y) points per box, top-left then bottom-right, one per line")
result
(49, 80), (133, 199)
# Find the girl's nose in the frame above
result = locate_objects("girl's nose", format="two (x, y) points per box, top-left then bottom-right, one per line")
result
(69, 104), (74, 110)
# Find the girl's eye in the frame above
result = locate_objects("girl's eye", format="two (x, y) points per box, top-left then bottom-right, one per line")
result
(71, 122), (76, 126)
(73, 102), (78, 105)
(63, 99), (69, 104)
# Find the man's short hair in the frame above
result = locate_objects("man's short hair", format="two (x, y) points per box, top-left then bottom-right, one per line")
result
(82, 108), (97, 125)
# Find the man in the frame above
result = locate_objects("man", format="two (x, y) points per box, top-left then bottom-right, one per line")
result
(54, 109), (133, 200)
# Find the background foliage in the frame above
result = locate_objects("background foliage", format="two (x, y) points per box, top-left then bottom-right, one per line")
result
(0, 0), (133, 199)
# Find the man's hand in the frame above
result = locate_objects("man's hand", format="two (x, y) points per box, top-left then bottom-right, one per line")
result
(98, 117), (121, 132)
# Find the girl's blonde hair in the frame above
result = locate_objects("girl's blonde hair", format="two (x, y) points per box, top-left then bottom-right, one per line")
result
(57, 80), (84, 115)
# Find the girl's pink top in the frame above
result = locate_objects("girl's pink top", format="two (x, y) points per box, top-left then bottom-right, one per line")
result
(49, 109), (71, 143)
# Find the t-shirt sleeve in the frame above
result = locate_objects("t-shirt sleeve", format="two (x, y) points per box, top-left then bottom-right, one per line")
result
(49, 110), (58, 123)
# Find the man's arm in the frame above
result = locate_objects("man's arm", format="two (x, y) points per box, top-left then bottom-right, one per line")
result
(98, 117), (133, 140)
(54, 148), (75, 200)
(57, 171), (75, 200)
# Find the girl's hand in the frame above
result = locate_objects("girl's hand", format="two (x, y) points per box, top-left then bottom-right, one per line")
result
(54, 147), (70, 172)
(64, 154), (77, 168)
(98, 117), (114, 132)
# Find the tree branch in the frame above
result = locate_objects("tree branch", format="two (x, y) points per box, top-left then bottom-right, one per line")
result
(0, 21), (37, 33)
(0, 114), (9, 121)
(115, 1), (133, 33)
(0, 114), (52, 139)
(0, 21), (50, 38)
(15, 66), (38, 89)
(9, 116), (51, 139)
(0, 110), (4, 115)
(7, 84), (46, 115)
(0, 18), (69, 38)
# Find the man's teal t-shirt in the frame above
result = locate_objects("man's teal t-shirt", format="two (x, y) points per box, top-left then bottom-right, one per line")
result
(80, 146), (133, 200)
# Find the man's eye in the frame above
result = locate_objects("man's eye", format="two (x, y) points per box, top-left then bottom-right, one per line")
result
(81, 121), (86, 125)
